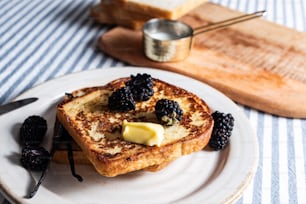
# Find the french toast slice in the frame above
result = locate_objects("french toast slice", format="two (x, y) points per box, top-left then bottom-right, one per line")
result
(56, 76), (213, 177)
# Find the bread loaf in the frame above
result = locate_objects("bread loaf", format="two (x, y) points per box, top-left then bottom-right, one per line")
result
(109, 0), (208, 19)
(90, 4), (147, 30)
(91, 0), (208, 29)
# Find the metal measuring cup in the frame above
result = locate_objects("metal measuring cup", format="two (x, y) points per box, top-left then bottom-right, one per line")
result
(143, 11), (266, 62)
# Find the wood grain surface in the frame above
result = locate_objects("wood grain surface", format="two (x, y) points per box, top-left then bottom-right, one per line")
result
(98, 2), (306, 118)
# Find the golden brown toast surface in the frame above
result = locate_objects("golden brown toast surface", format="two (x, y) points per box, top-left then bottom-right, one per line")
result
(56, 77), (213, 177)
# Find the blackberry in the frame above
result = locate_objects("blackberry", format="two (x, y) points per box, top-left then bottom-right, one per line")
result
(155, 99), (183, 126)
(209, 111), (235, 150)
(19, 115), (47, 146)
(108, 87), (135, 111)
(125, 73), (154, 101)
(20, 146), (50, 171)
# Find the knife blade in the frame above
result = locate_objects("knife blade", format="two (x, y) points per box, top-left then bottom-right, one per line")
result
(0, 97), (38, 115)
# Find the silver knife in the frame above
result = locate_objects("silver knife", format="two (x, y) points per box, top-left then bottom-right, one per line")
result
(0, 97), (38, 115)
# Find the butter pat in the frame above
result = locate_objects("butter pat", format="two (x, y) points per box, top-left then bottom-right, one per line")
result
(122, 120), (164, 146)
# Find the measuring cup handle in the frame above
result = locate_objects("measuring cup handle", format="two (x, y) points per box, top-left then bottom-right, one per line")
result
(193, 10), (266, 36)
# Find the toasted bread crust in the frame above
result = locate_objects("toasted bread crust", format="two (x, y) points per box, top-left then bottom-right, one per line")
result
(52, 127), (175, 172)
(56, 77), (213, 177)
(53, 148), (174, 172)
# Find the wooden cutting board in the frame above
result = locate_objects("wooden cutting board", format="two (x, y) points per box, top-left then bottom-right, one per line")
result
(98, 2), (306, 118)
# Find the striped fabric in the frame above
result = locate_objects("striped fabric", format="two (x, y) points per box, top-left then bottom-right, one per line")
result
(0, 0), (305, 203)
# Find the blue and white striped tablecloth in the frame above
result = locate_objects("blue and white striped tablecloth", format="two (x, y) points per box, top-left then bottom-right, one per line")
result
(1, 0), (306, 203)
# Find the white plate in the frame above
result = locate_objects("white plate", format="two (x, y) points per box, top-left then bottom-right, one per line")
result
(0, 67), (258, 204)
